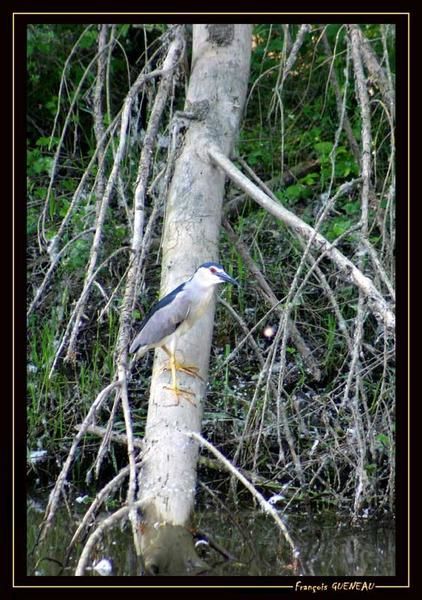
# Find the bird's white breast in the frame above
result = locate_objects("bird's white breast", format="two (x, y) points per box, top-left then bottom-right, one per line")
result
(182, 281), (215, 331)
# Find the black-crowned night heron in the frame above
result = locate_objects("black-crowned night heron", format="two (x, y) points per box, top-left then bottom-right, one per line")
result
(129, 262), (237, 403)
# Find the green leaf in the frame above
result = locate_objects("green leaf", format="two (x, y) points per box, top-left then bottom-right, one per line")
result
(119, 24), (130, 37)
(314, 141), (334, 157)
(79, 30), (97, 49)
(376, 433), (390, 449)
(343, 201), (360, 215)
(35, 136), (52, 147)
(325, 217), (352, 240)
(300, 172), (318, 186)
(285, 183), (306, 201)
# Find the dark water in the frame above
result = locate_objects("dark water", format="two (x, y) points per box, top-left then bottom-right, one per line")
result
(27, 496), (395, 577)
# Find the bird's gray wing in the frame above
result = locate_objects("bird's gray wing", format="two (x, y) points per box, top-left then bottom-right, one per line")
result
(130, 288), (191, 352)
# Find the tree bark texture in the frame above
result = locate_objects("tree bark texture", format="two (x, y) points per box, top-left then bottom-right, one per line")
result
(137, 24), (252, 574)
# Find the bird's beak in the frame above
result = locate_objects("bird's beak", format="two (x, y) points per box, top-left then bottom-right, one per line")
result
(219, 271), (239, 286)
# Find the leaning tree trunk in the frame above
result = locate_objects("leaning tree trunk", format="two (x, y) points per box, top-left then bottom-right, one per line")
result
(137, 24), (252, 574)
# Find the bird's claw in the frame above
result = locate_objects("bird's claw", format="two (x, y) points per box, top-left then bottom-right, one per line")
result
(175, 363), (205, 382)
(162, 385), (197, 407)
(162, 361), (205, 382)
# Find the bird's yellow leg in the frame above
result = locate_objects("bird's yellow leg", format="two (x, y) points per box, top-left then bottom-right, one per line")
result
(161, 345), (204, 381)
(162, 348), (197, 407)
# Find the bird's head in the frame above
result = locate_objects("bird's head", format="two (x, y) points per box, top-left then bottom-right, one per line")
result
(192, 262), (238, 287)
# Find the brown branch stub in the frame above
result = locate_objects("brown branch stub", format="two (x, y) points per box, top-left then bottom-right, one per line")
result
(207, 24), (235, 46)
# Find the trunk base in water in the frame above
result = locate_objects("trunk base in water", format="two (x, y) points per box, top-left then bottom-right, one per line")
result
(141, 523), (209, 576)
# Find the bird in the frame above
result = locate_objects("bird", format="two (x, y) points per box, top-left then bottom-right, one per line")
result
(129, 262), (238, 404)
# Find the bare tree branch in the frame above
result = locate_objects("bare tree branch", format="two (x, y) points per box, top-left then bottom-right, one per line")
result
(208, 145), (395, 331)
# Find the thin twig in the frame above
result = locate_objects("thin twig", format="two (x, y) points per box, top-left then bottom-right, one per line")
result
(113, 26), (186, 558)
(39, 380), (121, 543)
(75, 500), (145, 576)
(208, 145), (395, 331)
(66, 458), (143, 561)
(39, 31), (116, 252)
(64, 52), (181, 363)
(186, 431), (299, 559)
(27, 228), (95, 317)
(48, 246), (130, 378)
(93, 24), (109, 220)
(223, 216), (321, 381)
(322, 31), (360, 163)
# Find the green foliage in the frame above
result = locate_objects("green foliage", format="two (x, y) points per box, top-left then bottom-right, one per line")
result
(313, 141), (359, 185)
(375, 433), (390, 450)
(239, 126), (278, 175)
(324, 216), (353, 241)
(78, 29), (98, 49)
(26, 23), (395, 518)
(276, 182), (312, 206)
(27, 147), (53, 176)
(63, 238), (90, 271)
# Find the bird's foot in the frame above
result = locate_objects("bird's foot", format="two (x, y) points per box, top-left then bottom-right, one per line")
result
(162, 385), (197, 407)
(163, 361), (204, 382)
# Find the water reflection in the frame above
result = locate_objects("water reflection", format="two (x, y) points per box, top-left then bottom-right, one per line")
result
(27, 497), (394, 577)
